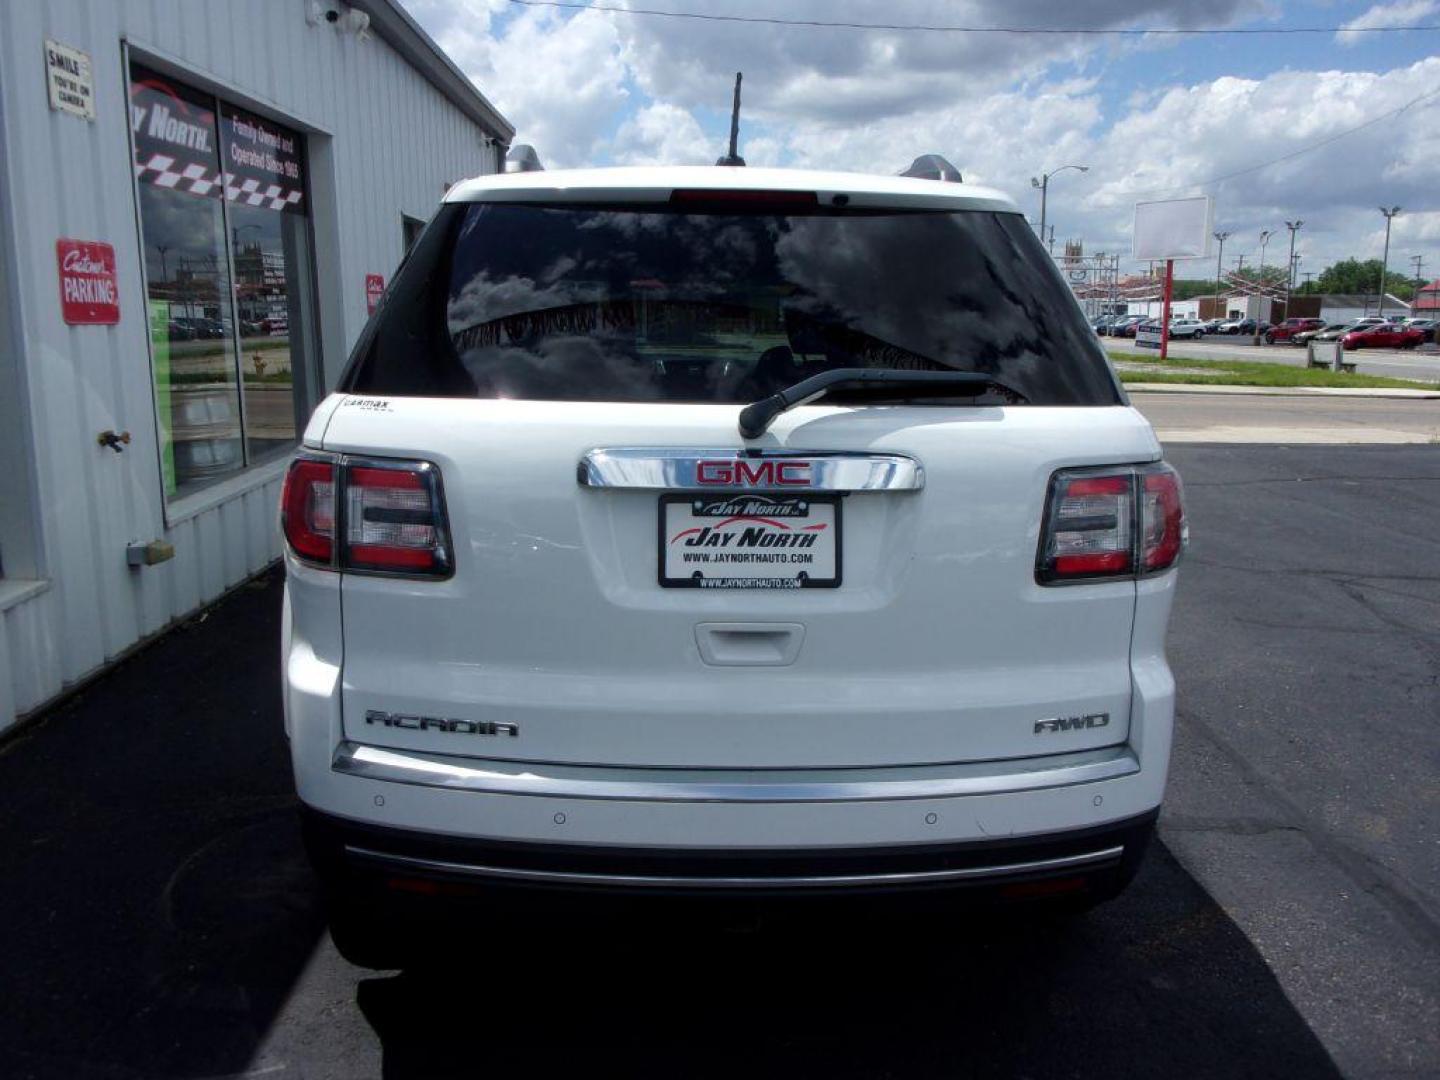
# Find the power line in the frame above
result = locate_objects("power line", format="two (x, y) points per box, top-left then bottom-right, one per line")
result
(506, 0), (1440, 35)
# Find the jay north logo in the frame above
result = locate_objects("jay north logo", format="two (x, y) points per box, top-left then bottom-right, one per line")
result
(1034, 713), (1110, 735)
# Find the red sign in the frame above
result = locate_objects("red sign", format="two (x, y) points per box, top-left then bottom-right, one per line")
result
(56, 239), (119, 325)
(366, 273), (385, 315)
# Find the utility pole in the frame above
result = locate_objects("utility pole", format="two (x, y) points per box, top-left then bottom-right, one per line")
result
(1030, 164), (1088, 247)
(1302, 271), (1314, 290)
(1213, 231), (1230, 320)
(1283, 220), (1302, 321)
(1378, 206), (1401, 318)
(1411, 255), (1425, 315)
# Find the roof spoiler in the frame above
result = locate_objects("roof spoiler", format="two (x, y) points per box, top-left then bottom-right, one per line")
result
(505, 145), (544, 174)
(900, 154), (962, 183)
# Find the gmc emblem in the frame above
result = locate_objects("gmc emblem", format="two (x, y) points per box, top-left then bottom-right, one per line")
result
(695, 460), (812, 487)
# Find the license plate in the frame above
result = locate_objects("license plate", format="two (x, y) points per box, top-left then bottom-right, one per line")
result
(659, 494), (841, 589)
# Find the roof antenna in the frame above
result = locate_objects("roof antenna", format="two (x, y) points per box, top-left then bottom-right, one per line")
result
(716, 72), (746, 166)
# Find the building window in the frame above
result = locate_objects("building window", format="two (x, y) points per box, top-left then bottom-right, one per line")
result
(128, 63), (318, 500)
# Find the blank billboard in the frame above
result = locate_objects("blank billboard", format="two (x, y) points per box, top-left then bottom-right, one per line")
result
(1133, 196), (1213, 261)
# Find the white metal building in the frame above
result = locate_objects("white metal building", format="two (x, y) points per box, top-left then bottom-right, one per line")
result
(0, 0), (513, 732)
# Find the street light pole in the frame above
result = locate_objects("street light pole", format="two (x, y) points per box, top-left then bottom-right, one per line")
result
(1377, 206), (1401, 318)
(1212, 231), (1230, 320)
(1030, 164), (1088, 249)
(1283, 220), (1303, 321)
(1254, 230), (1273, 342)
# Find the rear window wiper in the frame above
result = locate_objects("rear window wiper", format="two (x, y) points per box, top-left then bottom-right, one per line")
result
(738, 368), (1028, 438)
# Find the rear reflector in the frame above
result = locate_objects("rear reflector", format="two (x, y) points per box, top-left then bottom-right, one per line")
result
(1037, 463), (1185, 584)
(280, 453), (452, 578)
(280, 457), (335, 564)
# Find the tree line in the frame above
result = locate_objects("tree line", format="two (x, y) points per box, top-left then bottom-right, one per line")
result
(1162, 258), (1426, 301)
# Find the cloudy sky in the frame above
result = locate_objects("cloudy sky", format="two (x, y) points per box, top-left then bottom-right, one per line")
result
(402, 0), (1439, 281)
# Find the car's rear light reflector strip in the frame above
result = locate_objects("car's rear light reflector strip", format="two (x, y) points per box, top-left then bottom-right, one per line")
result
(281, 453), (453, 579)
(1037, 463), (1185, 584)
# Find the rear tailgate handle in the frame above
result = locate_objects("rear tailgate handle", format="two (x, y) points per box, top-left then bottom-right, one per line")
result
(695, 623), (805, 667)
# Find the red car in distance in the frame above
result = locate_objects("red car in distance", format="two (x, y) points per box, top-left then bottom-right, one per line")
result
(1340, 323), (1425, 350)
(1263, 317), (1325, 344)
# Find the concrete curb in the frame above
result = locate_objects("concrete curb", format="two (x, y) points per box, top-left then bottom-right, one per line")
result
(1126, 383), (1440, 400)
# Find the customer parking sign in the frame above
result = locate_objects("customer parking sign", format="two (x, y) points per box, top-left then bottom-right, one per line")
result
(56, 239), (119, 325)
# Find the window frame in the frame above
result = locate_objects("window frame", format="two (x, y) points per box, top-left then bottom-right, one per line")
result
(122, 45), (323, 522)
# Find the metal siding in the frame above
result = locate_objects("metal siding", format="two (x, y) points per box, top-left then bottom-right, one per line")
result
(0, 0), (503, 732)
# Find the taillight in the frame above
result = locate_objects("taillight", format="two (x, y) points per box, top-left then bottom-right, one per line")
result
(344, 462), (451, 575)
(1037, 463), (1185, 584)
(280, 454), (452, 578)
(281, 456), (335, 564)
(1139, 464), (1185, 572)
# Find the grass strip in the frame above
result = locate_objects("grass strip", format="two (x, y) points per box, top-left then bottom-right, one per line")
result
(1108, 350), (1436, 389)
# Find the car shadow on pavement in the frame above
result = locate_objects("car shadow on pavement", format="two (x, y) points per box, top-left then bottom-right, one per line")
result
(0, 568), (1341, 1079)
(0, 570), (327, 1080)
(357, 842), (1342, 1079)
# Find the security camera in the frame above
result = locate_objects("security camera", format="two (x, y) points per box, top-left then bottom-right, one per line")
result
(342, 9), (371, 36)
(325, 8), (339, 23)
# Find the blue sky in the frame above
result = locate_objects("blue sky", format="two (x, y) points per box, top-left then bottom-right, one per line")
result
(404, 0), (1440, 279)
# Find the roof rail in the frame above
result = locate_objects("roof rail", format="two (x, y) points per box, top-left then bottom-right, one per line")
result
(900, 154), (962, 183)
(505, 145), (544, 174)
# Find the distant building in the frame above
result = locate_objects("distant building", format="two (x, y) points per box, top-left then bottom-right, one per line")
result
(1413, 279), (1440, 314)
(0, 0), (513, 732)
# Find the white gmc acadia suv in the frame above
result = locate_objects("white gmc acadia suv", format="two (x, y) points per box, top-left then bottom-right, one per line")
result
(280, 161), (1186, 967)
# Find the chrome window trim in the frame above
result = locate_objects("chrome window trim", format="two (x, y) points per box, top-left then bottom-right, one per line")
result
(577, 448), (924, 492)
(332, 741), (1138, 803)
(343, 844), (1125, 890)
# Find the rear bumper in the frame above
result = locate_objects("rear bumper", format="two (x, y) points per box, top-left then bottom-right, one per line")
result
(303, 805), (1157, 899)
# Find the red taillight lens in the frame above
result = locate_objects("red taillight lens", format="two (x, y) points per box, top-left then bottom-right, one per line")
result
(343, 462), (451, 576)
(280, 454), (451, 578)
(1037, 463), (1186, 584)
(281, 457), (335, 564)
(1039, 470), (1134, 581)
(1139, 464), (1185, 573)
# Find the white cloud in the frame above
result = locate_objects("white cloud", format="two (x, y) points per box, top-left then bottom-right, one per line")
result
(411, 0), (629, 167)
(400, 0), (1439, 275)
(1336, 1), (1438, 45)
(609, 103), (714, 165)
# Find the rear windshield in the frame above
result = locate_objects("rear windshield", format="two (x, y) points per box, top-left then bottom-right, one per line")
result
(342, 202), (1121, 406)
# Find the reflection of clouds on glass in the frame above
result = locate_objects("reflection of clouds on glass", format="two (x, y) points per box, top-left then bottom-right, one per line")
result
(774, 216), (1001, 365)
(138, 185), (227, 293)
(447, 272), (606, 335)
(460, 337), (662, 400)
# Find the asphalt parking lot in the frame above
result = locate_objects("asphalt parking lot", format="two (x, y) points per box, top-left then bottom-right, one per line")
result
(0, 437), (1435, 1079)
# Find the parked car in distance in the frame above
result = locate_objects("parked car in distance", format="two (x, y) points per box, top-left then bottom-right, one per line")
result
(1341, 323), (1425, 350)
(1291, 322), (1347, 346)
(281, 161), (1187, 968)
(1399, 318), (1436, 342)
(1199, 318), (1227, 334)
(175, 316), (226, 339)
(1167, 318), (1206, 339)
(1113, 315), (1146, 338)
(166, 320), (196, 341)
(1313, 322), (1370, 343)
(1263, 317), (1325, 345)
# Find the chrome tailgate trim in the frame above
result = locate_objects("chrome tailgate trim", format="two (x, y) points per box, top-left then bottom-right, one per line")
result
(577, 448), (924, 491)
(332, 742), (1139, 803)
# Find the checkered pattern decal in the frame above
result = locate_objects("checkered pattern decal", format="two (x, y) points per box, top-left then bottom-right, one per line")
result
(135, 152), (303, 212)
